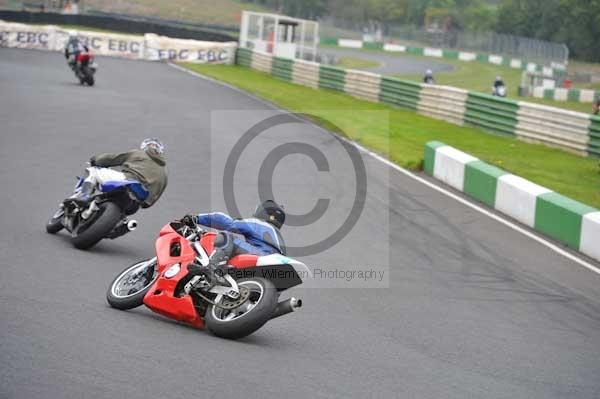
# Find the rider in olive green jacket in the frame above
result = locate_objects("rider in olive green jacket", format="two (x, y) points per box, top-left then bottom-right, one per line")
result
(73, 138), (168, 208)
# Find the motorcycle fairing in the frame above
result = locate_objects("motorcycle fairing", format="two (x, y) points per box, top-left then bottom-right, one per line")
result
(76, 53), (91, 63)
(143, 229), (204, 328)
(100, 180), (149, 201)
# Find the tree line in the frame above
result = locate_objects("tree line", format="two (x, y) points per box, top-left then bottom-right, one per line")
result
(240, 0), (600, 62)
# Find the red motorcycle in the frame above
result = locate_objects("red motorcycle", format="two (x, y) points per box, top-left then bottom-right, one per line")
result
(106, 220), (307, 339)
(73, 51), (97, 86)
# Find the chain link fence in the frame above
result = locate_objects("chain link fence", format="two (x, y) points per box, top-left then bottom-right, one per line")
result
(320, 18), (569, 65)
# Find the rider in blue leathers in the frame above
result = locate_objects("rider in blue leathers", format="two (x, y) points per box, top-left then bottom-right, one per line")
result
(181, 200), (286, 272)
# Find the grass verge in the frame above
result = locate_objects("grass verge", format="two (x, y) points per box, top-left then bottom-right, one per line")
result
(182, 63), (600, 209)
(337, 56), (380, 70)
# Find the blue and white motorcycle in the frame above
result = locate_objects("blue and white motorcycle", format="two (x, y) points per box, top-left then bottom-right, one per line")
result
(46, 172), (148, 249)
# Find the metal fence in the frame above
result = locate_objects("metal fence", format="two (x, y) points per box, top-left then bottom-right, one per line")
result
(320, 19), (569, 65)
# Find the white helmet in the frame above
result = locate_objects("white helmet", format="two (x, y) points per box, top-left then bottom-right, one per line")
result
(140, 138), (165, 155)
(425, 69), (433, 77)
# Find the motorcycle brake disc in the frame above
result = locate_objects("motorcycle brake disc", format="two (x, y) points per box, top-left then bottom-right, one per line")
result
(218, 286), (251, 310)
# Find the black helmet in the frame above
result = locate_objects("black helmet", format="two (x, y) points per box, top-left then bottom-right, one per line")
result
(253, 200), (285, 229)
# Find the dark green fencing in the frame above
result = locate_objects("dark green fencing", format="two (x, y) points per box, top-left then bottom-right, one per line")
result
(464, 92), (519, 136)
(406, 47), (424, 56)
(379, 77), (421, 110)
(236, 48), (252, 68)
(319, 37), (339, 46)
(363, 42), (384, 50)
(271, 57), (293, 81)
(318, 65), (346, 92)
(442, 49), (459, 59)
(588, 116), (600, 157)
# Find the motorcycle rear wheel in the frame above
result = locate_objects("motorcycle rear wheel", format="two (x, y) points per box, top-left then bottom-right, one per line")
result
(205, 277), (279, 340)
(82, 67), (95, 86)
(72, 201), (121, 249)
(107, 259), (157, 310)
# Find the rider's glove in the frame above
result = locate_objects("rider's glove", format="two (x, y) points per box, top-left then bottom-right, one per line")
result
(180, 214), (196, 227)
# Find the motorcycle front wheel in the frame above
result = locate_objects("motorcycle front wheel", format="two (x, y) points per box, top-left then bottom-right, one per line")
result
(205, 277), (279, 340)
(46, 207), (64, 234)
(72, 201), (121, 249)
(107, 258), (158, 310)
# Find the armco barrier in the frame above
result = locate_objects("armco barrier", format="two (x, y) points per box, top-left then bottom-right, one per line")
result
(271, 56), (293, 82)
(236, 48), (599, 158)
(424, 141), (600, 261)
(292, 60), (319, 89)
(589, 116), (600, 157)
(379, 77), (421, 110)
(344, 69), (380, 103)
(1, 21), (237, 64)
(464, 93), (518, 136)
(515, 103), (590, 155)
(236, 47), (252, 68)
(250, 50), (273, 73)
(319, 65), (346, 92)
(418, 85), (467, 125)
(530, 87), (599, 104)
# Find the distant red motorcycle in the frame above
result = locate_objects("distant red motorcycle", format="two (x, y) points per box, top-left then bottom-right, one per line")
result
(73, 51), (97, 86)
(107, 220), (307, 339)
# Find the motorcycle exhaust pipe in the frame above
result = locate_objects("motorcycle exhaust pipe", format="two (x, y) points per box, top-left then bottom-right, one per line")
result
(270, 297), (302, 320)
(126, 220), (138, 231)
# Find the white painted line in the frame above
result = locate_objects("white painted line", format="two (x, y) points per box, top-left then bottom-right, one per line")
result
(167, 62), (600, 276)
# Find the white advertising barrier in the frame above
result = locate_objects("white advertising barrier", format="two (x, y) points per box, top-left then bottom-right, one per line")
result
(0, 22), (238, 64)
(143, 34), (236, 64)
(54, 29), (145, 59)
(338, 39), (363, 49)
(0, 21), (57, 51)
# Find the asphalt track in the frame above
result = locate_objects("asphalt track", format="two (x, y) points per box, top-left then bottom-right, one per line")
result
(320, 46), (454, 75)
(1, 48), (600, 399)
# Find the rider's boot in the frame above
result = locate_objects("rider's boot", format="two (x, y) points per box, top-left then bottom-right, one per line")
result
(188, 246), (230, 277)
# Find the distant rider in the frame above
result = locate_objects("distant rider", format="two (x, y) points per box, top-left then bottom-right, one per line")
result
(64, 32), (88, 71)
(593, 96), (600, 116)
(493, 76), (504, 89)
(68, 138), (168, 209)
(423, 69), (435, 84)
(181, 200), (286, 272)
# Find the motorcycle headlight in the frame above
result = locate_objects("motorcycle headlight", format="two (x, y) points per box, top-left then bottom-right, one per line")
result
(164, 263), (181, 278)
